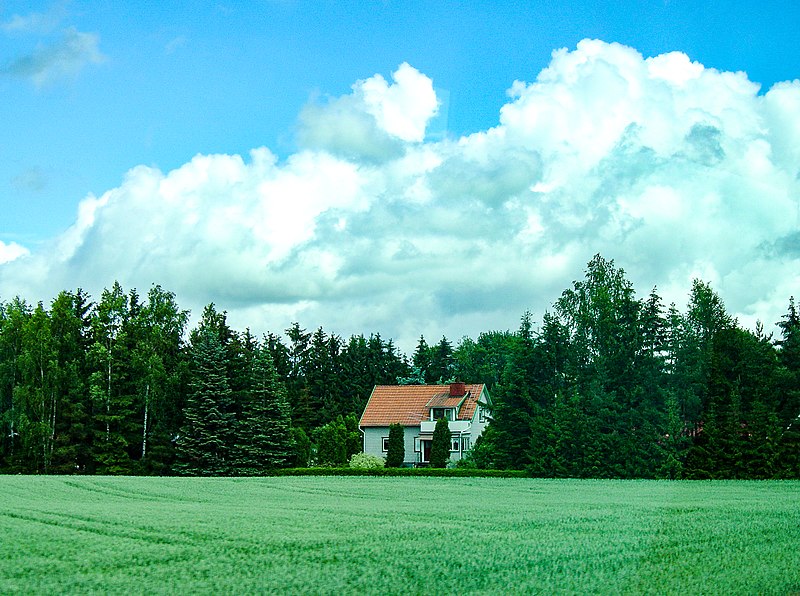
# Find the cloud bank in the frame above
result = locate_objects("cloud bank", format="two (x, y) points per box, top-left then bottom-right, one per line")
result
(2, 40), (799, 350)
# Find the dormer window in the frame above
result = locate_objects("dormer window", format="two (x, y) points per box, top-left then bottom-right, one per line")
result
(430, 407), (455, 421)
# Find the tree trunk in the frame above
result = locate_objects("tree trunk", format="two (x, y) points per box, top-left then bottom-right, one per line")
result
(106, 351), (112, 442)
(142, 383), (149, 460)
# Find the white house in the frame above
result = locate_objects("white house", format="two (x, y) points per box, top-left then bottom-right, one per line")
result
(359, 382), (491, 465)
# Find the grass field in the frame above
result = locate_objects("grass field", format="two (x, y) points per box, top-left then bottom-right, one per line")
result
(1, 476), (799, 594)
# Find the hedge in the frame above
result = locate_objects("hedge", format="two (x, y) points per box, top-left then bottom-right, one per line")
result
(260, 467), (529, 478)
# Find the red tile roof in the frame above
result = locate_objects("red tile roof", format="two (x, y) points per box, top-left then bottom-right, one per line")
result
(360, 384), (486, 427)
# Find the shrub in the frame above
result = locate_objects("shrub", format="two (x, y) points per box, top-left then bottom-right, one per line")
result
(349, 453), (385, 470)
(385, 423), (405, 467)
(315, 417), (348, 466)
(430, 417), (451, 468)
(290, 427), (312, 468)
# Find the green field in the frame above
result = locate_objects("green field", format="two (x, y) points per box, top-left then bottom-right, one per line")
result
(1, 476), (799, 594)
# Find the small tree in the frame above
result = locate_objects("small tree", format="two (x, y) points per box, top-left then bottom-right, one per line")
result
(315, 416), (347, 466)
(430, 417), (451, 468)
(290, 427), (311, 467)
(343, 413), (362, 460)
(385, 423), (405, 467)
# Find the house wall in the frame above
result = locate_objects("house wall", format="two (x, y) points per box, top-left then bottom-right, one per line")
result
(362, 426), (387, 460)
(469, 393), (491, 446)
(362, 426), (420, 465)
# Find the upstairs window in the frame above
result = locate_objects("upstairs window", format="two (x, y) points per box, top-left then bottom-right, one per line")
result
(431, 407), (454, 421)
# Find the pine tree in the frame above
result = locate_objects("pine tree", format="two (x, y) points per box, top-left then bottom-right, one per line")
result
(412, 336), (433, 383)
(174, 330), (234, 476)
(49, 290), (92, 475)
(235, 345), (293, 473)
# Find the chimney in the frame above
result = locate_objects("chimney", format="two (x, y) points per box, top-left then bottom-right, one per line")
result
(449, 382), (466, 397)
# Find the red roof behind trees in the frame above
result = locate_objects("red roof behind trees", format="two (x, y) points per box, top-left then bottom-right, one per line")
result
(359, 384), (485, 427)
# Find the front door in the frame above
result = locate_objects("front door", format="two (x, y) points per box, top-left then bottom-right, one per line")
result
(421, 440), (432, 463)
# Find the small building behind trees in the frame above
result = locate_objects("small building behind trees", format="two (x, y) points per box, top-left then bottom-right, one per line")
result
(359, 383), (491, 466)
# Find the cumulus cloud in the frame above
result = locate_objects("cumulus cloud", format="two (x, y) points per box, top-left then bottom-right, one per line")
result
(2, 41), (799, 350)
(298, 63), (438, 162)
(0, 241), (29, 265)
(3, 26), (105, 86)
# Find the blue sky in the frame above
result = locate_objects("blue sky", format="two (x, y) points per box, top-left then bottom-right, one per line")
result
(3, 0), (798, 241)
(1, 1), (799, 349)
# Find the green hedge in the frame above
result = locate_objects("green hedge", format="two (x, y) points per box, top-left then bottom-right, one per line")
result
(261, 467), (528, 478)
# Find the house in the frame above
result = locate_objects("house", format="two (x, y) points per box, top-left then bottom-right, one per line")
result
(359, 382), (491, 465)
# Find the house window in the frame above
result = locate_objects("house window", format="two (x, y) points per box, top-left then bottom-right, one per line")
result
(461, 437), (471, 451)
(382, 437), (389, 452)
(414, 437), (421, 452)
(431, 407), (454, 421)
(450, 438), (460, 452)
(478, 407), (487, 423)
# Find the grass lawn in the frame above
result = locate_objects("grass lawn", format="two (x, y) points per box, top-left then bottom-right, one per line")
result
(1, 476), (798, 594)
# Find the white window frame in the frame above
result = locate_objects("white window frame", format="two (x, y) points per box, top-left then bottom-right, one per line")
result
(382, 437), (389, 452)
(450, 437), (460, 452)
(431, 407), (454, 421)
(413, 437), (421, 452)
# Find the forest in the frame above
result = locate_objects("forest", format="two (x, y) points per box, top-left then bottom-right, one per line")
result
(1, 254), (798, 478)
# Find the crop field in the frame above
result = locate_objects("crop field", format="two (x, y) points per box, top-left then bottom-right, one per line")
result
(1, 477), (799, 594)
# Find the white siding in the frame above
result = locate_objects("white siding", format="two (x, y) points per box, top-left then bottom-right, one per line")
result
(362, 426), (421, 465)
(468, 387), (491, 450)
(363, 427), (387, 460)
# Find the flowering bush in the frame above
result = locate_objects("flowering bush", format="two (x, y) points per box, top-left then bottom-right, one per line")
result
(349, 452), (385, 469)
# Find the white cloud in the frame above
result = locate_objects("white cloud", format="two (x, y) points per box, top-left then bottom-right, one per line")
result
(2, 41), (800, 351)
(3, 27), (106, 86)
(0, 241), (29, 265)
(358, 62), (439, 142)
(298, 63), (439, 160)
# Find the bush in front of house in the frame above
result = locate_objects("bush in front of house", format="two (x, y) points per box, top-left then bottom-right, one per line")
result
(430, 417), (451, 468)
(349, 452), (385, 469)
(385, 423), (405, 467)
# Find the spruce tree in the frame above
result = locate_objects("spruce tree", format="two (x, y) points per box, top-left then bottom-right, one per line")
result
(385, 423), (405, 467)
(174, 330), (234, 476)
(430, 417), (451, 468)
(235, 345), (293, 473)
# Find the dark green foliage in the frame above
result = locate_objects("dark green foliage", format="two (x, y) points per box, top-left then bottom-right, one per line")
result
(385, 423), (405, 467)
(343, 413), (361, 460)
(258, 466), (528, 477)
(411, 335), (435, 384)
(314, 416), (348, 466)
(430, 417), (451, 468)
(174, 330), (234, 476)
(290, 427), (312, 468)
(1, 258), (799, 479)
(235, 346), (293, 473)
(429, 336), (455, 383)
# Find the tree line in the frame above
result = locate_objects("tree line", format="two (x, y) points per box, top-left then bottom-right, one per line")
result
(1, 254), (798, 478)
